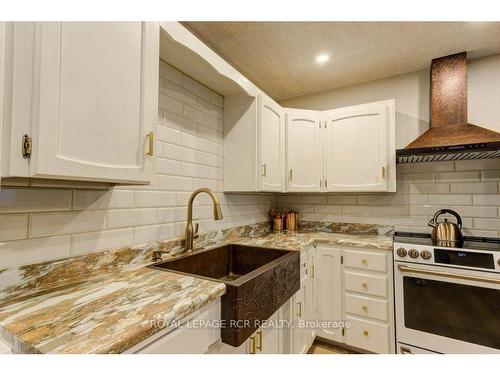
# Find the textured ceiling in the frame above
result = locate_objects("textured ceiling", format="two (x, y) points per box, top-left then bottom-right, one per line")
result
(182, 22), (500, 101)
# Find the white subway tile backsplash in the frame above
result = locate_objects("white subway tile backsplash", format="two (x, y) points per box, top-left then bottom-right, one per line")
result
(428, 194), (473, 205)
(107, 209), (156, 229)
(133, 223), (176, 244)
(451, 205), (498, 218)
(73, 190), (133, 210)
(473, 194), (500, 205)
(409, 183), (450, 194)
(481, 170), (500, 181)
(70, 229), (134, 256)
(159, 60), (182, 86)
(0, 236), (71, 269)
(357, 195), (391, 205)
(0, 188), (72, 213)
(450, 182), (498, 194)
(29, 211), (107, 238)
(0, 214), (28, 241)
(436, 171), (481, 183)
(474, 218), (500, 231)
(455, 159), (500, 171)
(134, 191), (176, 208)
(182, 75), (212, 101)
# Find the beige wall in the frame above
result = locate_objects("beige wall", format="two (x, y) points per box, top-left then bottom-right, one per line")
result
(278, 54), (500, 236)
(0, 61), (273, 269)
(281, 54), (500, 149)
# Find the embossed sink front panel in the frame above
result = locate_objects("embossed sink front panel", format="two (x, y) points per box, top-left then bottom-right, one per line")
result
(221, 250), (300, 346)
(150, 244), (300, 347)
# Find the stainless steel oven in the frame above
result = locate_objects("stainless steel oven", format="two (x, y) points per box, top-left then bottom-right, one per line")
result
(394, 233), (500, 354)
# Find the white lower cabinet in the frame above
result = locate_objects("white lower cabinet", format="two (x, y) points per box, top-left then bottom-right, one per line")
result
(314, 246), (343, 343)
(129, 299), (221, 354)
(207, 308), (282, 354)
(314, 244), (395, 354)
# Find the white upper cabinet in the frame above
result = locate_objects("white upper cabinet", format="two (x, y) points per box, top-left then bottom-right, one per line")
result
(323, 100), (396, 192)
(224, 93), (285, 192)
(285, 110), (321, 192)
(258, 95), (284, 191)
(2, 22), (159, 185)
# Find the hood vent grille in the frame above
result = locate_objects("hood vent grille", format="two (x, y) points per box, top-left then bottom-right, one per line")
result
(396, 52), (500, 164)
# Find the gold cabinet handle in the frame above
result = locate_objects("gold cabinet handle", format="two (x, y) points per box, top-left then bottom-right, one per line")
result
(297, 301), (302, 317)
(289, 169), (293, 181)
(362, 282), (368, 288)
(256, 330), (263, 352)
(146, 131), (154, 156)
(381, 166), (386, 179)
(362, 305), (368, 312)
(249, 335), (256, 354)
(398, 264), (500, 285)
(363, 330), (369, 336)
(261, 163), (267, 177)
(310, 265), (315, 278)
(361, 259), (368, 265)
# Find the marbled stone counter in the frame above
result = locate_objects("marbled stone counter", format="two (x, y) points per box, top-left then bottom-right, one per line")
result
(0, 266), (225, 354)
(0, 221), (392, 354)
(234, 230), (393, 252)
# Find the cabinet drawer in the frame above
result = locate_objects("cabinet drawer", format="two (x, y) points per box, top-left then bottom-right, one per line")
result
(344, 315), (390, 353)
(343, 250), (387, 272)
(344, 271), (388, 298)
(344, 293), (389, 321)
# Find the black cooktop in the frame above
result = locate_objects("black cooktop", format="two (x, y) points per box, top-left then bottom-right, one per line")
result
(394, 231), (500, 252)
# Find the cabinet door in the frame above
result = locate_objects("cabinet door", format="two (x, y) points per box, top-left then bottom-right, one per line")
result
(306, 247), (316, 347)
(285, 110), (321, 192)
(315, 247), (343, 343)
(31, 22), (158, 184)
(258, 95), (284, 192)
(324, 101), (393, 192)
(292, 281), (308, 354)
(256, 310), (280, 354)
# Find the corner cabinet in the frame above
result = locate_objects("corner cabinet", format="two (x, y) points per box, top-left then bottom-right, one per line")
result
(323, 100), (396, 192)
(285, 110), (321, 192)
(1, 22), (159, 185)
(224, 93), (285, 192)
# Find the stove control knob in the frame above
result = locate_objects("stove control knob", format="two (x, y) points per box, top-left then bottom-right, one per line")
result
(420, 250), (432, 260)
(408, 249), (419, 258)
(396, 248), (407, 257)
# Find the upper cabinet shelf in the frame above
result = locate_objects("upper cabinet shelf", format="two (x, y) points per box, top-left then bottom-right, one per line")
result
(1, 22), (159, 186)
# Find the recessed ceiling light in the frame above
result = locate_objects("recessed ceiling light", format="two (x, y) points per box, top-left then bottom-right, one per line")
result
(316, 54), (330, 64)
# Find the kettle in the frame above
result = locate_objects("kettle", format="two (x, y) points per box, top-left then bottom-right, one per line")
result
(428, 209), (463, 246)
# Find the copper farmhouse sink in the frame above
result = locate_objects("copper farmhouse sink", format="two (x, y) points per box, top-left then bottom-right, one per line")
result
(150, 244), (300, 346)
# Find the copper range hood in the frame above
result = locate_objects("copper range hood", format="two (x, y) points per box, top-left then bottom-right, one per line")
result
(396, 52), (500, 163)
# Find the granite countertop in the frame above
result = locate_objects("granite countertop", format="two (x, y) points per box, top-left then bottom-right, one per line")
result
(235, 230), (393, 252)
(0, 222), (393, 354)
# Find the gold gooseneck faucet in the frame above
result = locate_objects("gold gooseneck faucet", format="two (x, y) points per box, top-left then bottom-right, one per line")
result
(185, 188), (223, 251)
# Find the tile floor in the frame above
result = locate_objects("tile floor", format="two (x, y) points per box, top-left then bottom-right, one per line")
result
(307, 340), (358, 354)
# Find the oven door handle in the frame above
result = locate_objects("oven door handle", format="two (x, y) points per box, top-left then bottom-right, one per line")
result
(398, 265), (500, 285)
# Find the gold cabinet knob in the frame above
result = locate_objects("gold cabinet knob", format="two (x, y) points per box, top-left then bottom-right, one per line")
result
(362, 305), (368, 311)
(363, 330), (369, 336)
(362, 282), (368, 288)
(361, 259), (368, 265)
